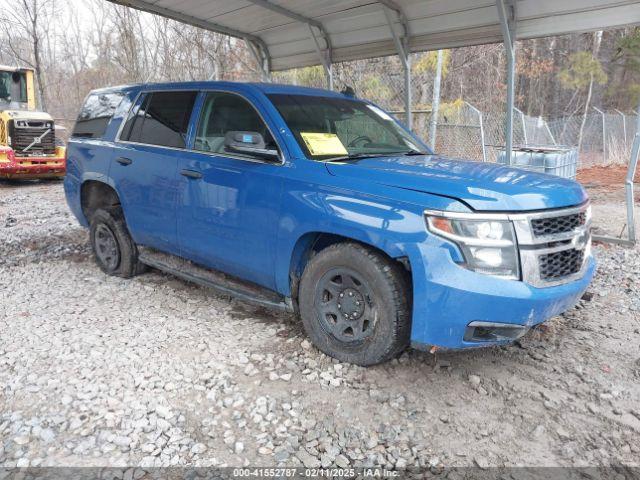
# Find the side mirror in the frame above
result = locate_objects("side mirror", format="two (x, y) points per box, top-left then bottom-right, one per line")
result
(224, 131), (279, 160)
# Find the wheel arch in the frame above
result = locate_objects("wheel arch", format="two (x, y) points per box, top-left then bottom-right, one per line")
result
(285, 230), (412, 305)
(80, 180), (121, 222)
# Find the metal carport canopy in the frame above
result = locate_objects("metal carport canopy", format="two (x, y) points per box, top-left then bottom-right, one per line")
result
(106, 0), (640, 246)
(108, 0), (640, 155)
(107, 0), (640, 71)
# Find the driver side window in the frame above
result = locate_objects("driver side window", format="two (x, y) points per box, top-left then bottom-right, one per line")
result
(194, 92), (276, 159)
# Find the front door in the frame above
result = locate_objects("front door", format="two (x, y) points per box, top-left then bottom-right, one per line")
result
(177, 91), (285, 290)
(110, 90), (197, 255)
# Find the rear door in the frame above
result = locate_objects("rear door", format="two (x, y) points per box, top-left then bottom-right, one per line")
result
(110, 90), (197, 255)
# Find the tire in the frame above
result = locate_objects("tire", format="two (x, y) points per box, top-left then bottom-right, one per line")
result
(298, 242), (411, 366)
(89, 208), (146, 278)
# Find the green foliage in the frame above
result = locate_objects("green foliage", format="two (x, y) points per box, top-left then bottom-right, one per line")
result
(613, 29), (640, 104)
(295, 65), (325, 86)
(273, 66), (325, 88)
(614, 29), (640, 71)
(558, 51), (607, 90)
(413, 50), (451, 77)
(359, 75), (393, 102)
(437, 98), (465, 122)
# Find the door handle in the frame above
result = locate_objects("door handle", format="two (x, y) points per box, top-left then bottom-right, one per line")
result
(116, 157), (132, 166)
(180, 169), (203, 179)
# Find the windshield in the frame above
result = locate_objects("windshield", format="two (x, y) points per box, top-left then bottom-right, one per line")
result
(0, 71), (27, 103)
(267, 94), (429, 160)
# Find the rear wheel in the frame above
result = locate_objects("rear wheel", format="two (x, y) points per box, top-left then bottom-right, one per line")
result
(298, 242), (411, 366)
(89, 208), (145, 278)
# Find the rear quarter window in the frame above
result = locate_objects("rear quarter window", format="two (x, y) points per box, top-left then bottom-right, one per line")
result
(72, 92), (124, 139)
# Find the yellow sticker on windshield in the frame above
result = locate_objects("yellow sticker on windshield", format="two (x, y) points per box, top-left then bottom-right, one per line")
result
(300, 132), (348, 156)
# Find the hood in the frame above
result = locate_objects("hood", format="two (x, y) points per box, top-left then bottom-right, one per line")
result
(325, 155), (587, 211)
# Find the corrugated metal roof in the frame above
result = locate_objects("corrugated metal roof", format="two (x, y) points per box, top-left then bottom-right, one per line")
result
(107, 0), (640, 71)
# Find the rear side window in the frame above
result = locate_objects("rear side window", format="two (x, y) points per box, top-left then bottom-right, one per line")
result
(72, 92), (124, 139)
(120, 91), (197, 148)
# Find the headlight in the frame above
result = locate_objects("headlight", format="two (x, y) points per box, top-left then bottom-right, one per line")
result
(425, 211), (519, 279)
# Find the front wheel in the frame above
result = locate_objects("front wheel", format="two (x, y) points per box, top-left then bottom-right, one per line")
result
(298, 243), (411, 366)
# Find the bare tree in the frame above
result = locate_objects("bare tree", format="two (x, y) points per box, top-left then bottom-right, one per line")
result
(0, 0), (58, 110)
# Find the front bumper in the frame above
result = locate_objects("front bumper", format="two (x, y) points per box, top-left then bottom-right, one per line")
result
(406, 241), (596, 350)
(0, 155), (66, 179)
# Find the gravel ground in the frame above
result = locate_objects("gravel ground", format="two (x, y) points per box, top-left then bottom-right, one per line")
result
(1, 180), (639, 470)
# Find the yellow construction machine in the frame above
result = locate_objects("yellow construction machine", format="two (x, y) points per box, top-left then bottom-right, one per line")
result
(0, 66), (65, 179)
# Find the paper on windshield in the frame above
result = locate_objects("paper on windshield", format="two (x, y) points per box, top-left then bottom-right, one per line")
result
(300, 132), (348, 156)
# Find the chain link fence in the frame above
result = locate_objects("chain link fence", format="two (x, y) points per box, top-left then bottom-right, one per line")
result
(432, 106), (636, 168)
(273, 55), (636, 170)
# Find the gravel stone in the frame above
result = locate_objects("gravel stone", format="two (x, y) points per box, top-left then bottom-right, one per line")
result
(1, 182), (639, 469)
(296, 449), (321, 468)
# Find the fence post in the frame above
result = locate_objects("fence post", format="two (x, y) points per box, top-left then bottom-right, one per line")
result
(615, 109), (627, 147)
(514, 107), (527, 145)
(540, 116), (557, 145)
(479, 110), (487, 163)
(593, 107), (606, 163)
(465, 102), (487, 162)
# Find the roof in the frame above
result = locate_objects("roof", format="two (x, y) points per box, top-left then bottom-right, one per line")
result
(0, 65), (34, 73)
(107, 0), (640, 71)
(91, 80), (351, 97)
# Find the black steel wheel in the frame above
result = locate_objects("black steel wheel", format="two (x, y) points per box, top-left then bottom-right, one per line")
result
(89, 208), (145, 278)
(298, 242), (411, 366)
(316, 267), (376, 344)
(94, 223), (120, 271)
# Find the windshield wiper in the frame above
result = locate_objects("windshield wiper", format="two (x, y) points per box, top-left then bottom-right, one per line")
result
(324, 153), (392, 162)
(324, 150), (429, 162)
(402, 150), (430, 156)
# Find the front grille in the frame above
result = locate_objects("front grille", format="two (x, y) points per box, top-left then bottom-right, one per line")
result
(514, 204), (591, 287)
(539, 248), (584, 280)
(531, 211), (586, 237)
(8, 120), (56, 155)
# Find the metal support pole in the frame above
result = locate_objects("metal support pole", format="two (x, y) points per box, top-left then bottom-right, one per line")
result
(496, 0), (516, 165)
(626, 132), (639, 243)
(246, 0), (332, 88)
(594, 107), (606, 163)
(592, 100), (639, 247)
(627, 103), (640, 243)
(247, 40), (271, 82)
(382, 5), (412, 130)
(429, 50), (444, 148)
(404, 57), (412, 129)
(307, 24), (333, 90)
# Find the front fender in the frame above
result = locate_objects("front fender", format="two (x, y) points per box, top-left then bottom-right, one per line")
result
(273, 176), (465, 296)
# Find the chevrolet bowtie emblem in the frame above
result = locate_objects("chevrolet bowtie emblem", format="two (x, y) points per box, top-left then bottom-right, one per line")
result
(572, 231), (589, 250)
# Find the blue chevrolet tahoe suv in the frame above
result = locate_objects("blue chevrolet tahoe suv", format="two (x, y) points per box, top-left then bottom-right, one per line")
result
(64, 81), (595, 366)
